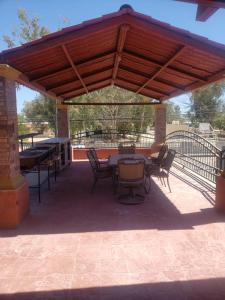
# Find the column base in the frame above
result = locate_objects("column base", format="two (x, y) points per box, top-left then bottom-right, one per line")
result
(0, 179), (29, 228)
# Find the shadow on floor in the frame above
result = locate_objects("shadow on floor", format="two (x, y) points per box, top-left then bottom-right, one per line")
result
(0, 161), (224, 237)
(1, 277), (225, 299)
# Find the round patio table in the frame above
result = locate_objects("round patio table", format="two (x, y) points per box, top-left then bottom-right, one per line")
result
(108, 153), (151, 167)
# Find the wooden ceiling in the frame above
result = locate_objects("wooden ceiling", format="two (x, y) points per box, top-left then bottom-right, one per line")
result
(176, 0), (225, 21)
(1, 4), (225, 103)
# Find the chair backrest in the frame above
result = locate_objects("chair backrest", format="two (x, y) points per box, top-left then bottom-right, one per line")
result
(89, 148), (100, 168)
(156, 143), (168, 164)
(87, 150), (99, 172)
(118, 159), (145, 182)
(118, 143), (136, 154)
(161, 149), (176, 172)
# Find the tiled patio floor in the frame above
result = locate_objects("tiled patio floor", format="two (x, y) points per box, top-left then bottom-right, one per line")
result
(1, 161), (225, 299)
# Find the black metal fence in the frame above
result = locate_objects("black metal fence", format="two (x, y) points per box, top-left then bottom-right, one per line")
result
(71, 129), (155, 149)
(166, 130), (225, 183)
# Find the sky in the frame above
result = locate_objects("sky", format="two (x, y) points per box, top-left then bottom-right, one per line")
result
(0, 0), (225, 113)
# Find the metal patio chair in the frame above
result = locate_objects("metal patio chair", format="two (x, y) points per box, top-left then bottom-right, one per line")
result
(87, 150), (113, 193)
(117, 158), (146, 204)
(145, 149), (176, 193)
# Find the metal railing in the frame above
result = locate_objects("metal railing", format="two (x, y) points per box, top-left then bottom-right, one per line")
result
(166, 130), (225, 183)
(18, 132), (41, 151)
(71, 129), (155, 149)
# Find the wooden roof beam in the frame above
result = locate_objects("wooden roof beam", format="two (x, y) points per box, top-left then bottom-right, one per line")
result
(49, 68), (112, 94)
(61, 79), (111, 98)
(136, 46), (186, 94)
(30, 52), (115, 83)
(115, 78), (161, 100)
(176, 1), (225, 9)
(17, 73), (62, 101)
(196, 4), (219, 21)
(124, 51), (207, 83)
(61, 44), (89, 93)
(117, 76), (170, 97)
(161, 66), (225, 101)
(111, 24), (129, 85)
(119, 64), (185, 91)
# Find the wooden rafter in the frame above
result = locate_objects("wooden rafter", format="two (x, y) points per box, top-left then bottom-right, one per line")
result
(116, 76), (170, 97)
(162, 66), (225, 100)
(123, 51), (208, 82)
(30, 52), (115, 82)
(115, 78), (161, 100)
(136, 46), (186, 94)
(61, 79), (111, 98)
(111, 24), (129, 85)
(61, 44), (88, 93)
(51, 68), (112, 94)
(176, 0), (225, 9)
(119, 65), (185, 91)
(196, 4), (218, 21)
(17, 74), (62, 101)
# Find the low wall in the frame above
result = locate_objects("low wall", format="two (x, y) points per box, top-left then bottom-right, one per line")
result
(73, 147), (152, 160)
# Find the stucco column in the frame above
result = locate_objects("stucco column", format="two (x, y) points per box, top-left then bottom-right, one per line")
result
(0, 66), (29, 228)
(154, 103), (167, 144)
(56, 101), (70, 138)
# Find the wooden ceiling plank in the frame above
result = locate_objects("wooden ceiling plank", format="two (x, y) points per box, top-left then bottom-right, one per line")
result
(111, 24), (129, 84)
(119, 65), (185, 91)
(123, 51), (207, 82)
(49, 68), (112, 94)
(162, 66), (225, 101)
(17, 73), (62, 101)
(30, 52), (115, 82)
(62, 44), (89, 93)
(136, 46), (186, 94)
(116, 73), (170, 96)
(115, 78), (161, 100)
(60, 79), (111, 98)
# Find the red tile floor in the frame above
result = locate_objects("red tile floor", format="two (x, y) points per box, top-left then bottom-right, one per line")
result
(0, 161), (225, 299)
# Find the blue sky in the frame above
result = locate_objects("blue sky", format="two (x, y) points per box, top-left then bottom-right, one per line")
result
(1, 0), (225, 113)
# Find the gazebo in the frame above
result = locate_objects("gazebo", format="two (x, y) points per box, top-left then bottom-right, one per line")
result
(1, 4), (225, 228)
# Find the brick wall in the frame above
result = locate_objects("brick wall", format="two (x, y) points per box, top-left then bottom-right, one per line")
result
(0, 77), (21, 188)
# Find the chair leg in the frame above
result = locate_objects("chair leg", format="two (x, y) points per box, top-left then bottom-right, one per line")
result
(167, 176), (171, 192)
(144, 175), (151, 193)
(159, 175), (163, 186)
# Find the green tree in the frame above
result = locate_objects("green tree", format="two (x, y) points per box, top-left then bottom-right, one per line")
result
(188, 83), (225, 126)
(69, 86), (154, 137)
(167, 102), (183, 124)
(17, 114), (29, 135)
(23, 95), (56, 133)
(3, 8), (49, 48)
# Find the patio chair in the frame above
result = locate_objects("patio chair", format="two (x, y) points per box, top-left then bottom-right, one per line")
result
(89, 147), (108, 166)
(117, 158), (146, 204)
(118, 143), (136, 154)
(87, 150), (113, 193)
(145, 149), (176, 193)
(150, 143), (168, 165)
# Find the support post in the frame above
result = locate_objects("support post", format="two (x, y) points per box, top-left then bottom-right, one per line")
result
(56, 101), (70, 138)
(154, 103), (167, 144)
(0, 74), (29, 228)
